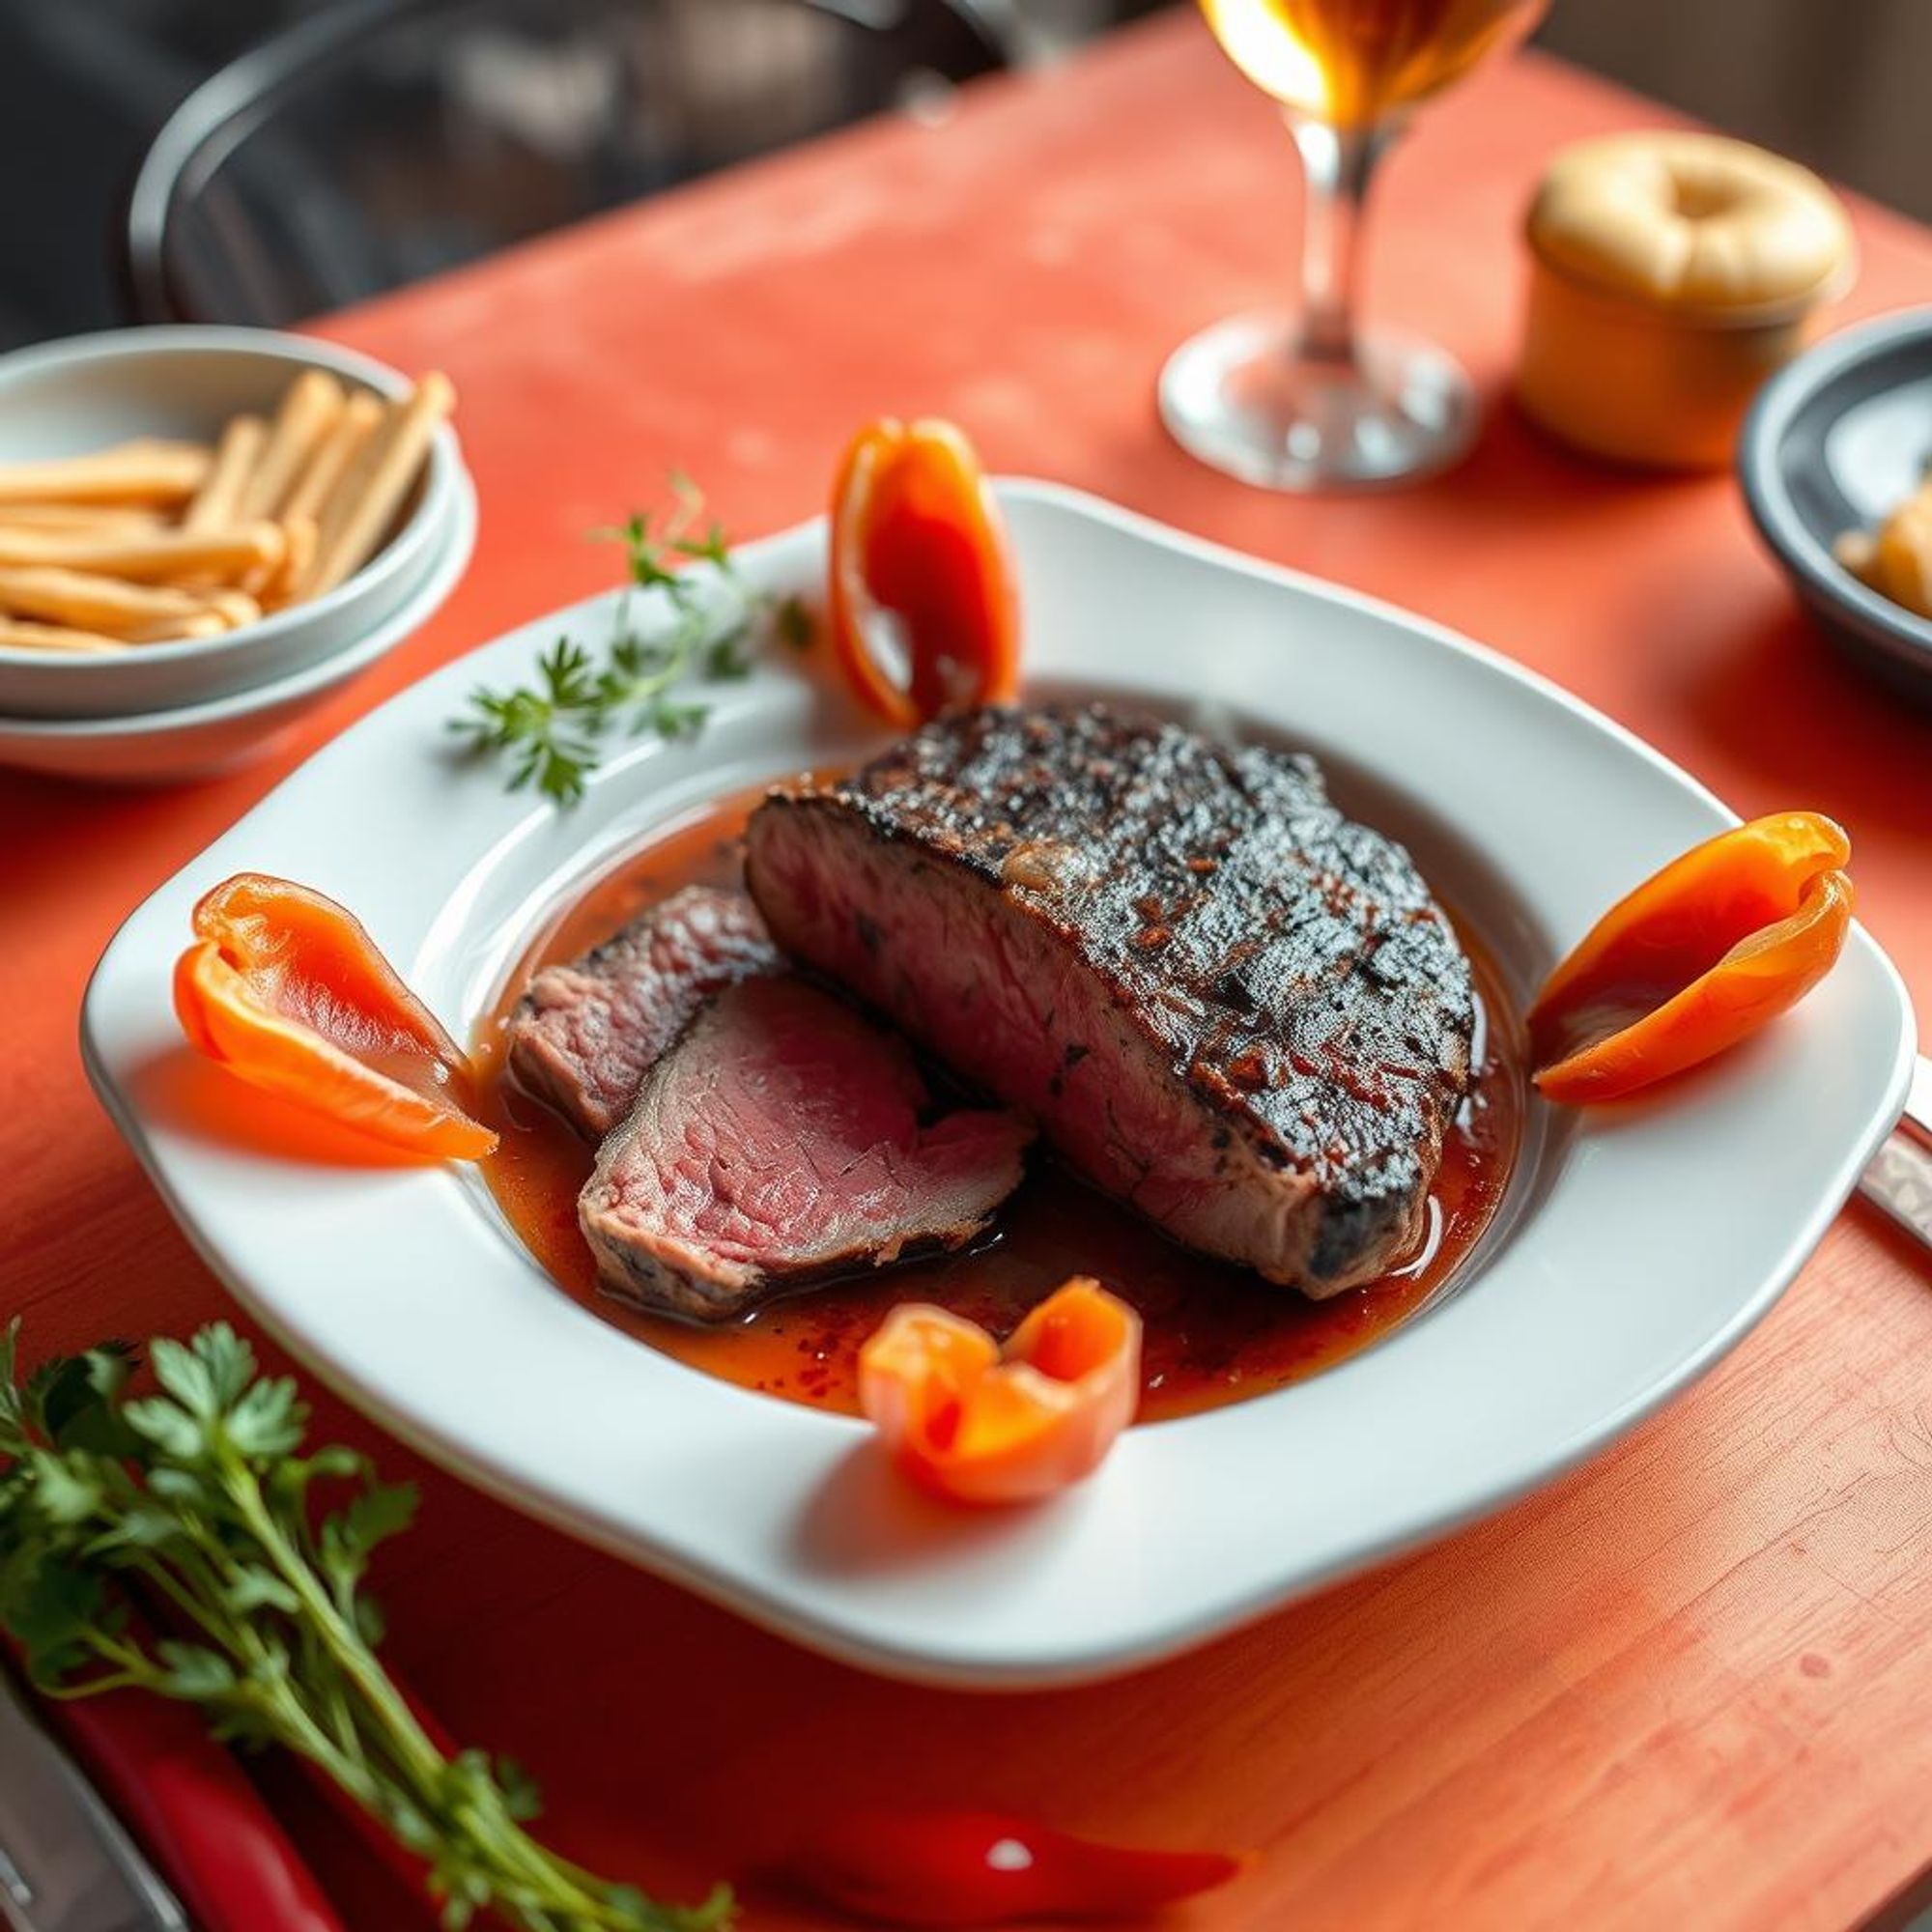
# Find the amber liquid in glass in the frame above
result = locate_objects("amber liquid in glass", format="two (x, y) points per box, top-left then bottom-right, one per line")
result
(1200, 0), (1546, 126)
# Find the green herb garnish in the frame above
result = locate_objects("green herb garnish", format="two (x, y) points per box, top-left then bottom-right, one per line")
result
(0, 1321), (732, 1932)
(451, 483), (813, 807)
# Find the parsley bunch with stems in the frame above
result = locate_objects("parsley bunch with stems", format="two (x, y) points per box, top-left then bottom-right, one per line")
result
(0, 1321), (733, 1932)
(452, 478), (811, 807)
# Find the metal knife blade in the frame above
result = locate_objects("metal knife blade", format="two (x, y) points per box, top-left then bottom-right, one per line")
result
(0, 1670), (186, 1932)
(1902, 1055), (1932, 1151)
(1858, 1055), (1932, 1250)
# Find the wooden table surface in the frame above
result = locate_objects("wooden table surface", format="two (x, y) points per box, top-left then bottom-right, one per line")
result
(6, 14), (1931, 1929)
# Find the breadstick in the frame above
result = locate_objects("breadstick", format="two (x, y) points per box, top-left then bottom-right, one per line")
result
(0, 504), (166, 536)
(242, 372), (345, 521)
(128, 611), (230, 644)
(305, 394), (407, 575)
(304, 373), (452, 598)
(1833, 531), (1876, 577)
(204, 589), (261, 630)
(0, 618), (129, 655)
(0, 565), (235, 638)
(0, 440), (212, 506)
(183, 414), (268, 533)
(0, 522), (284, 584)
(260, 514), (319, 611)
(283, 390), (383, 522)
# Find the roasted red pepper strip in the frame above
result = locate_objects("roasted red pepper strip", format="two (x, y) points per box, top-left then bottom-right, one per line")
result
(1530, 811), (1854, 1104)
(860, 1278), (1140, 1506)
(174, 872), (497, 1160)
(828, 416), (1020, 727)
(785, 1809), (1242, 1927)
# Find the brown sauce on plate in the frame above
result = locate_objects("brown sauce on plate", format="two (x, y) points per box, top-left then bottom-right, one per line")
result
(472, 783), (1525, 1424)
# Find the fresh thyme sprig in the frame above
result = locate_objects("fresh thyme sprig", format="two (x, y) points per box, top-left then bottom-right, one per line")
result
(0, 1321), (733, 1932)
(452, 479), (812, 807)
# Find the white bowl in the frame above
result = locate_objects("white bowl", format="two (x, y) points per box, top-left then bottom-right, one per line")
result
(0, 327), (465, 720)
(0, 468), (473, 782)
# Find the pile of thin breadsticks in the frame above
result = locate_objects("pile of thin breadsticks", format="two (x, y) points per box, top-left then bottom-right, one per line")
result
(0, 371), (452, 658)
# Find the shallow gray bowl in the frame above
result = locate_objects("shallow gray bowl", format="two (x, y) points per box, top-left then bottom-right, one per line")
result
(1740, 306), (1932, 706)
(0, 327), (465, 719)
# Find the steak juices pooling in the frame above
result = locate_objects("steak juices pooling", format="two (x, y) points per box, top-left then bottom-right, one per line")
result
(471, 715), (1524, 1424)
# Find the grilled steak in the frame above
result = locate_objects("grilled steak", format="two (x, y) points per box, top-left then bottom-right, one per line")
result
(507, 885), (779, 1138)
(744, 703), (1475, 1295)
(581, 977), (1035, 1321)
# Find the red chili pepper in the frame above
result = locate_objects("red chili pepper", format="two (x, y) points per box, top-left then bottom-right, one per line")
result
(784, 1809), (1243, 1925)
(20, 1666), (345, 1932)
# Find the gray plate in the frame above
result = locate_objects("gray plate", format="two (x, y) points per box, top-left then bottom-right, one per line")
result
(1739, 306), (1932, 706)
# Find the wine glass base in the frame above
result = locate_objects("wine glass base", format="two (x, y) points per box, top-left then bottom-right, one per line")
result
(1159, 312), (1478, 492)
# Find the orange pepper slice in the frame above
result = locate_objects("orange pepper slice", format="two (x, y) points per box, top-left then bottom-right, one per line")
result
(173, 872), (497, 1160)
(1530, 811), (1854, 1104)
(828, 416), (1020, 728)
(859, 1278), (1140, 1506)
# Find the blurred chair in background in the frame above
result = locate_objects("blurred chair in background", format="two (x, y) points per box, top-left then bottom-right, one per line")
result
(127, 0), (1017, 326)
(1539, 0), (1929, 225)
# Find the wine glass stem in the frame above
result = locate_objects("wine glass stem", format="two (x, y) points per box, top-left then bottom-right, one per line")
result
(1289, 115), (1396, 375)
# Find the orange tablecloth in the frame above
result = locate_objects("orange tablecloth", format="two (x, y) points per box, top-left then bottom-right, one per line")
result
(6, 16), (1931, 1929)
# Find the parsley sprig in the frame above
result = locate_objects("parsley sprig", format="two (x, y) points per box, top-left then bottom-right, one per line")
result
(452, 478), (811, 807)
(0, 1321), (732, 1932)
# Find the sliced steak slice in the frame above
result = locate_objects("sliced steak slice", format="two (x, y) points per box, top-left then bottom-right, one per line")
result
(507, 885), (779, 1138)
(744, 702), (1476, 1296)
(581, 976), (1035, 1321)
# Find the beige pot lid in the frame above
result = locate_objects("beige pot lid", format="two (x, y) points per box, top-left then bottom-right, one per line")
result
(1528, 131), (1854, 317)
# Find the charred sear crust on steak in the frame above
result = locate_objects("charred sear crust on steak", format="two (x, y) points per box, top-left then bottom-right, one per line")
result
(744, 702), (1476, 1295)
(507, 885), (779, 1139)
(580, 977), (1035, 1322)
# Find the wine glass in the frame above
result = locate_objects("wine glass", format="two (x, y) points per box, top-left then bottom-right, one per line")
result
(1162, 0), (1549, 491)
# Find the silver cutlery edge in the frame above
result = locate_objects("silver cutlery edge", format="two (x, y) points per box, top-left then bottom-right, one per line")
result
(0, 1669), (185, 1932)
(1856, 1054), (1932, 1250)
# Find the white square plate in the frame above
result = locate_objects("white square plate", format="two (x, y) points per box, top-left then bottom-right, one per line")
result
(82, 484), (1915, 1688)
